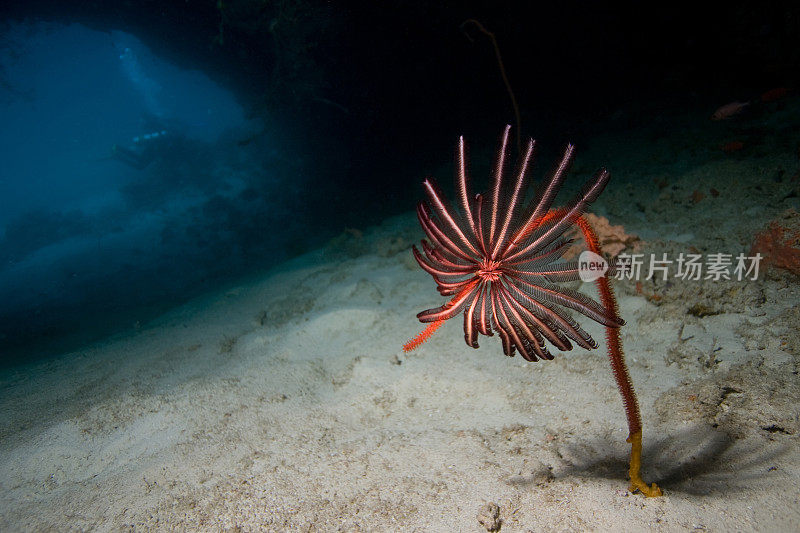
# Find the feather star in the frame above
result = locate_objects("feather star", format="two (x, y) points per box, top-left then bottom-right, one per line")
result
(405, 124), (621, 360)
(403, 125), (662, 497)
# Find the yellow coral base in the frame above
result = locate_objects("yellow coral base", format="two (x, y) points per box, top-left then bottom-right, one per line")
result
(627, 430), (662, 497)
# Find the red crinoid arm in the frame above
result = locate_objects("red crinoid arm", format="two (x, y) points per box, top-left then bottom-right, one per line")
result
(456, 136), (482, 248)
(506, 207), (567, 258)
(412, 243), (473, 280)
(416, 278), (480, 323)
(422, 178), (482, 256)
(505, 169), (611, 264)
(417, 203), (475, 263)
(463, 282), (484, 348)
(502, 144), (575, 257)
(404, 278), (480, 352)
(488, 125), (511, 247)
(490, 138), (535, 259)
(403, 319), (445, 352)
(496, 283), (554, 360)
(511, 275), (622, 328)
(498, 281), (570, 352)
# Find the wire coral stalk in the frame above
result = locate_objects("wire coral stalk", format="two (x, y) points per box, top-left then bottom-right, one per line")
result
(575, 214), (661, 497)
(575, 215), (641, 435)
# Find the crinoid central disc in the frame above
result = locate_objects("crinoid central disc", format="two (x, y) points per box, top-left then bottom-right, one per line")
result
(477, 259), (503, 282)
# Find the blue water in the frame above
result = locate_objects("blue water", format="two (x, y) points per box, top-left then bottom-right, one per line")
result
(0, 21), (301, 363)
(0, 4), (797, 369)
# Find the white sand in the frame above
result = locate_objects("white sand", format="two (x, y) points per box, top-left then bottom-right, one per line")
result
(1, 205), (798, 531)
(3, 96), (800, 530)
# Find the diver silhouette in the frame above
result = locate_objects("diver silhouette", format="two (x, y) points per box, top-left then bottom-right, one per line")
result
(111, 129), (172, 170)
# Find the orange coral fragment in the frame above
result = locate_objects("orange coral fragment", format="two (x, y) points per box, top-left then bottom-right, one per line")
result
(750, 209), (800, 276)
(721, 140), (745, 153)
(568, 213), (640, 259)
(761, 87), (790, 103)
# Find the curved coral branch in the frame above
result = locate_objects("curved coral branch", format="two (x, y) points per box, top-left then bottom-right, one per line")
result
(576, 214), (661, 497)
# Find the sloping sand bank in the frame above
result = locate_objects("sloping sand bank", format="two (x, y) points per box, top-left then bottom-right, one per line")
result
(1, 205), (798, 530)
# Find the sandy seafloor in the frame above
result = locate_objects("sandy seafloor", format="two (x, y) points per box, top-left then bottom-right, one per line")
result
(2, 103), (800, 531)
